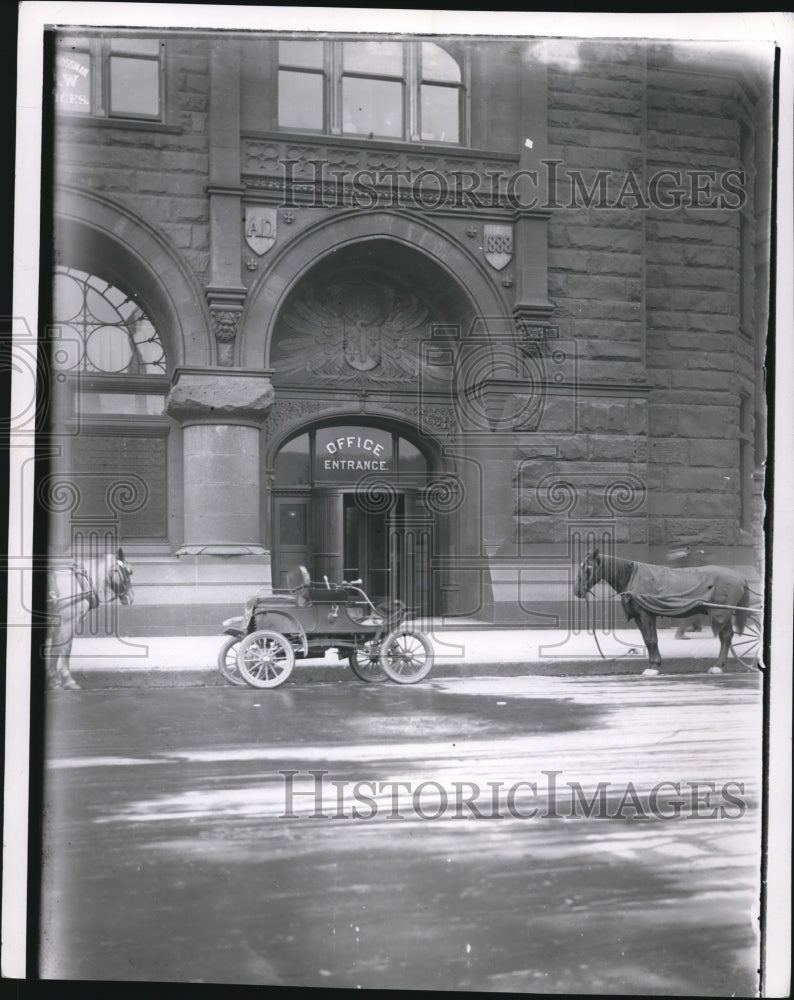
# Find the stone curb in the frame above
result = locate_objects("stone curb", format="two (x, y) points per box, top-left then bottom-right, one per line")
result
(62, 656), (753, 689)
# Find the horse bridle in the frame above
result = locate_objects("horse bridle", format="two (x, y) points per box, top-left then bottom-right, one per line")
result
(577, 554), (609, 660)
(578, 555), (597, 596)
(107, 559), (133, 601)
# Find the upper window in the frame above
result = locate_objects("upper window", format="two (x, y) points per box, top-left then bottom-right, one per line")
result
(54, 34), (164, 121)
(52, 267), (167, 376)
(277, 39), (464, 144)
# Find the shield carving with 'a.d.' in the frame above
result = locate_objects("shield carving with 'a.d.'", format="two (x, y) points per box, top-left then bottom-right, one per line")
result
(483, 224), (513, 270)
(244, 206), (277, 255)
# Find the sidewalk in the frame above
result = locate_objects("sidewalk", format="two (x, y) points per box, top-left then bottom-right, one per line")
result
(63, 624), (733, 687)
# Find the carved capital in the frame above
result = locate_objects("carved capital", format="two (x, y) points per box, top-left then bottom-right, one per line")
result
(516, 318), (559, 356)
(212, 310), (240, 343)
(166, 368), (275, 422)
(206, 285), (246, 367)
(210, 307), (243, 366)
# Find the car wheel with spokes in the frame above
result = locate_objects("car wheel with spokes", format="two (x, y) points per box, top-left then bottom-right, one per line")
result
(379, 630), (434, 684)
(349, 641), (387, 682)
(236, 630), (296, 689)
(217, 635), (247, 686)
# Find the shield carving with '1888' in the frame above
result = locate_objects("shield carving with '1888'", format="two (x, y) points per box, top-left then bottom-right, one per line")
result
(244, 206), (277, 255)
(483, 224), (513, 270)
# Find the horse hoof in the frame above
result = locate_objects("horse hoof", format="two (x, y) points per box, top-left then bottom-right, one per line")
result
(642, 667), (661, 677)
(707, 666), (723, 675)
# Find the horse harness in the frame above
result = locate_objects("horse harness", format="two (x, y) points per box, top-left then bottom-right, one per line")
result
(48, 564), (100, 613)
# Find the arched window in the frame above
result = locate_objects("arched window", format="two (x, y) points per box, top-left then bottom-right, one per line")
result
(52, 266), (166, 375)
(277, 39), (465, 144)
(47, 266), (171, 543)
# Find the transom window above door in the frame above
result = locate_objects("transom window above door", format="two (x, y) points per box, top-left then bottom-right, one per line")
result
(274, 425), (429, 487)
(277, 39), (465, 144)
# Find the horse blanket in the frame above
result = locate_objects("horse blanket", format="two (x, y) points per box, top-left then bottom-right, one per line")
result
(622, 562), (749, 626)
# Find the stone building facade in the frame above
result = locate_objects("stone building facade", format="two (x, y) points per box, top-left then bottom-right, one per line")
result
(45, 31), (771, 633)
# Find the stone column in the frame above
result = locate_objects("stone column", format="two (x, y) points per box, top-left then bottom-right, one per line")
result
(166, 368), (274, 556)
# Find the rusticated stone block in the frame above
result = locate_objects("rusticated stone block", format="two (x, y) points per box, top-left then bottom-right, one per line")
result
(551, 226), (642, 254)
(627, 519), (649, 543)
(565, 274), (636, 301)
(688, 439), (737, 467)
(669, 371), (734, 392)
(646, 289), (735, 314)
(648, 492), (688, 517)
(166, 370), (275, 420)
(663, 467), (733, 491)
(668, 518), (731, 545)
(648, 438), (689, 465)
(678, 406), (737, 439)
(516, 516), (570, 544)
(591, 435), (647, 462)
(578, 398), (647, 434)
(551, 298), (642, 323)
(646, 312), (738, 335)
(661, 331), (735, 353)
(536, 394), (577, 433)
(682, 493), (740, 519)
(580, 340), (643, 362)
(555, 436), (590, 461)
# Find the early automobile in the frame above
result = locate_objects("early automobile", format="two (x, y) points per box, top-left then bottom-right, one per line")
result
(218, 566), (434, 688)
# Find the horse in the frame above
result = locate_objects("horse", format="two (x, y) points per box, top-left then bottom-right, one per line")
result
(573, 548), (752, 676)
(44, 548), (135, 689)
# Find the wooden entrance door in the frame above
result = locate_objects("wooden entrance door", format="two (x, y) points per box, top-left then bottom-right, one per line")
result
(272, 497), (311, 590)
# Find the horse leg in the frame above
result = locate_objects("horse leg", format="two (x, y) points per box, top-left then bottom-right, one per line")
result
(709, 618), (733, 675)
(636, 609), (663, 677)
(57, 633), (80, 689)
(48, 626), (80, 690)
(44, 631), (61, 689)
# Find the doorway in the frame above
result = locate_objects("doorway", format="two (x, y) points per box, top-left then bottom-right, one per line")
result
(343, 493), (404, 603)
(271, 424), (434, 611)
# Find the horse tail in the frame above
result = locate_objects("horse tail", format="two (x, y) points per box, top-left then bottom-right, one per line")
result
(733, 585), (752, 635)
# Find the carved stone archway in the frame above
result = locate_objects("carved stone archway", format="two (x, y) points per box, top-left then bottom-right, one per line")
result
(54, 186), (214, 368)
(239, 210), (511, 369)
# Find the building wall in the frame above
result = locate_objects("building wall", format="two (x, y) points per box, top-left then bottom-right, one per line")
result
(47, 32), (770, 632)
(55, 35), (212, 285)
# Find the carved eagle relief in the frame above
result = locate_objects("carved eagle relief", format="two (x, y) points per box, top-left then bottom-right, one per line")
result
(274, 279), (432, 383)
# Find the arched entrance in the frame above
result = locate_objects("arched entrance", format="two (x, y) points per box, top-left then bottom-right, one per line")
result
(271, 422), (436, 612)
(259, 229), (507, 619)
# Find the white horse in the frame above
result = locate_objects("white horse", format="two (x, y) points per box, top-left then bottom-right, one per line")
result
(45, 549), (134, 689)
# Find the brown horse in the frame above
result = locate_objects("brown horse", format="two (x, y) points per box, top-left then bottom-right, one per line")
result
(574, 548), (752, 676)
(45, 549), (134, 689)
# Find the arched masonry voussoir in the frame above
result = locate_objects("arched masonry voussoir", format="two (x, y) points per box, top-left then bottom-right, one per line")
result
(239, 210), (511, 370)
(54, 186), (214, 369)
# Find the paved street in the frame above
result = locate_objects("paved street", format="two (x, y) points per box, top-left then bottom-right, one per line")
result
(38, 673), (763, 993)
